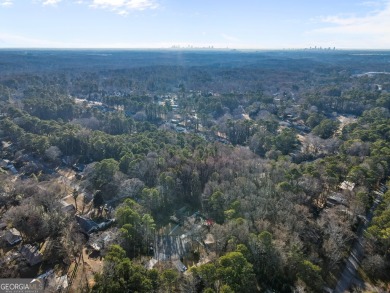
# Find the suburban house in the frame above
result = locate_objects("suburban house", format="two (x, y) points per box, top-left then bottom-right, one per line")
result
(76, 215), (115, 235)
(20, 244), (43, 266)
(4, 228), (22, 246)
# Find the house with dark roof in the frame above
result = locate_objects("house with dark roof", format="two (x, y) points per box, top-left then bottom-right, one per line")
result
(0, 222), (7, 230)
(4, 228), (22, 246)
(97, 219), (115, 231)
(327, 193), (348, 207)
(76, 215), (99, 234)
(20, 244), (43, 266)
(76, 214), (116, 234)
(76, 215), (115, 235)
(60, 201), (76, 214)
(6, 163), (18, 175)
(0, 159), (9, 169)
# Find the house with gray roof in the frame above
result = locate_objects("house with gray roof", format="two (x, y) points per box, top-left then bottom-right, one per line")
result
(20, 244), (43, 266)
(4, 228), (22, 246)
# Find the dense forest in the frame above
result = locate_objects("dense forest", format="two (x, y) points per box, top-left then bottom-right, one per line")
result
(0, 49), (390, 292)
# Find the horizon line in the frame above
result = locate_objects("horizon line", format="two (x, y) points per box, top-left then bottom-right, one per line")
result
(1, 47), (390, 51)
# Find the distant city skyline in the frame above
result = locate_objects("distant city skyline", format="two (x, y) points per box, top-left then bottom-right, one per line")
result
(0, 0), (389, 49)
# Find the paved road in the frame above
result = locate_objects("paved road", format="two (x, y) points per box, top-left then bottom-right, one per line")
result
(333, 238), (365, 293)
(333, 193), (383, 293)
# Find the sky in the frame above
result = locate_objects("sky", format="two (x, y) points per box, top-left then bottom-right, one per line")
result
(0, 0), (389, 49)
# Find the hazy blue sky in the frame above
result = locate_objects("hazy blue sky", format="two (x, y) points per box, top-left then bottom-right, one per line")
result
(0, 0), (389, 48)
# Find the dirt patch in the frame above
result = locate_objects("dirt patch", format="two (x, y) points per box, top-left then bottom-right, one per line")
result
(337, 115), (357, 134)
(67, 248), (103, 292)
(63, 193), (91, 214)
(242, 114), (251, 120)
(83, 247), (103, 273)
(58, 168), (76, 180)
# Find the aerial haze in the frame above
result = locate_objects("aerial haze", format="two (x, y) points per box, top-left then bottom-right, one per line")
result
(0, 0), (389, 49)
